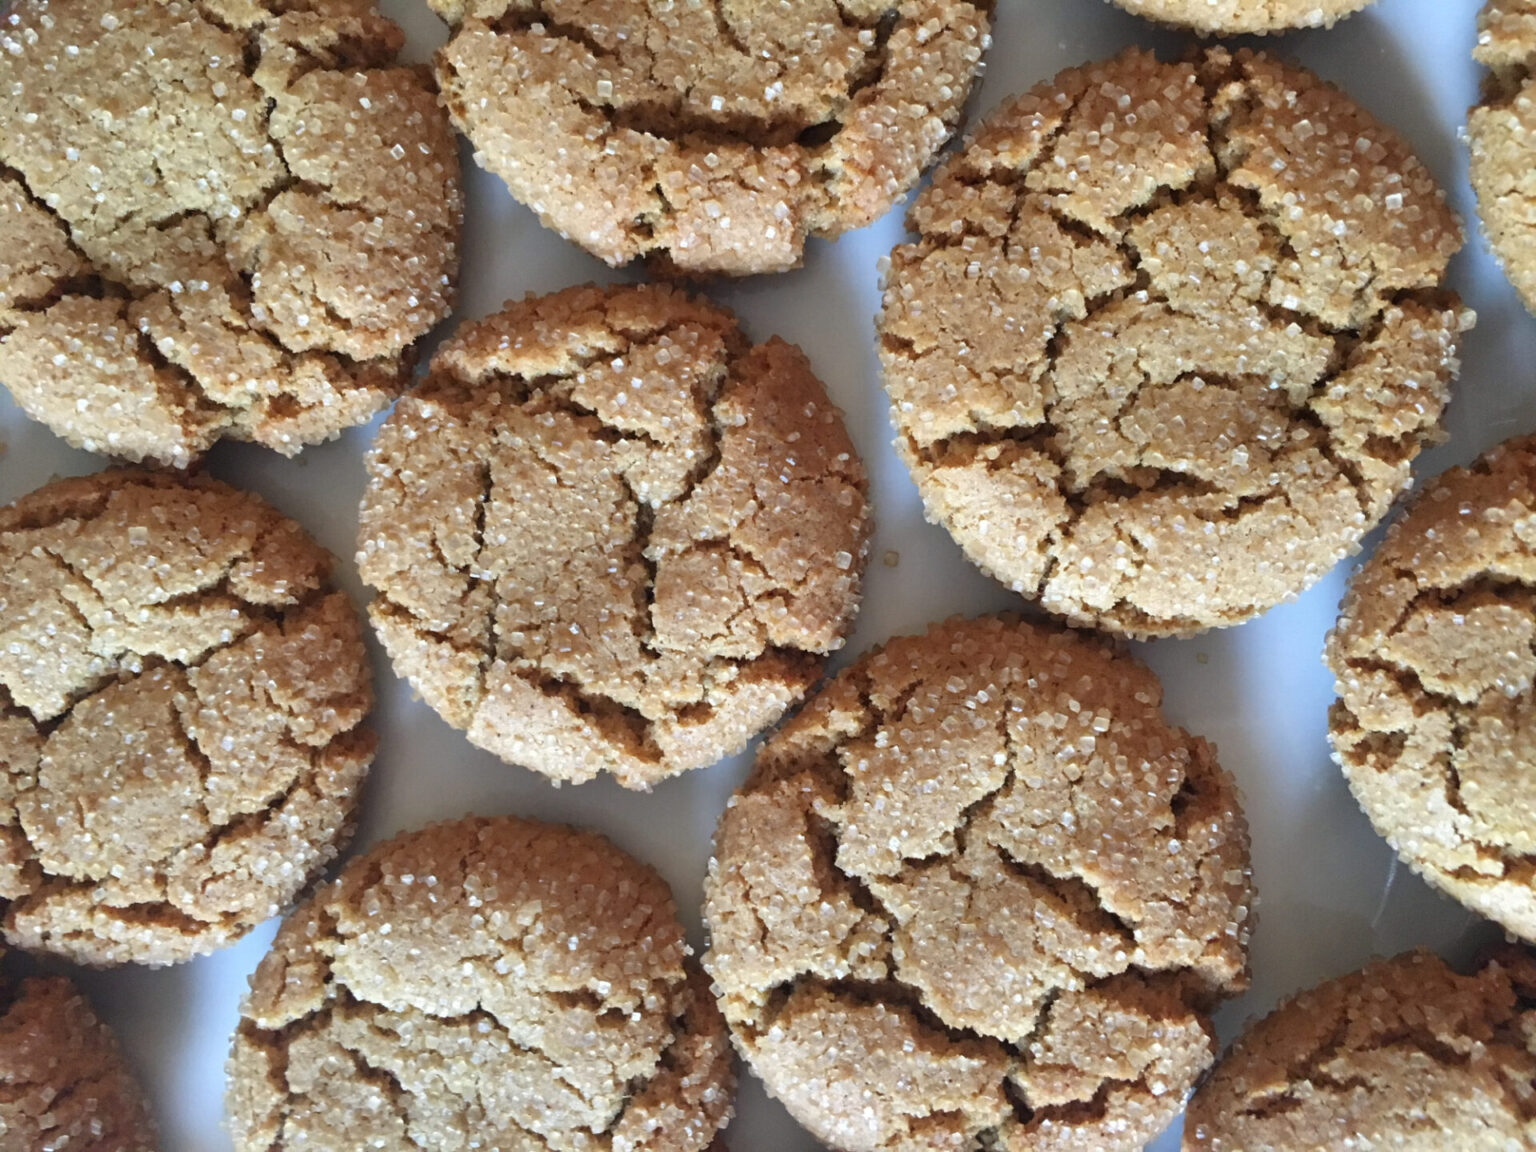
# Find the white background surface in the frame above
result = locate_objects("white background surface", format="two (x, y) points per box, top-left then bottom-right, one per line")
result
(2, 0), (1533, 1148)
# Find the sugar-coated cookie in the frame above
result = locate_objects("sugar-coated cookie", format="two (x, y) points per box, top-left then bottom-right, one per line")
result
(1470, 0), (1536, 317)
(1107, 0), (1374, 34)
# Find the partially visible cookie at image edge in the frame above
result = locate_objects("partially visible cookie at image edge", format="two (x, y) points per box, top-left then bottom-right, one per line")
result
(1106, 0), (1375, 34)
(1470, 0), (1536, 317)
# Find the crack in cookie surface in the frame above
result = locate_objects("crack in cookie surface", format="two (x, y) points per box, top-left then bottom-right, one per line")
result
(703, 613), (1254, 1152)
(358, 283), (870, 789)
(0, 469), (374, 966)
(0, 0), (462, 466)
(879, 46), (1467, 639)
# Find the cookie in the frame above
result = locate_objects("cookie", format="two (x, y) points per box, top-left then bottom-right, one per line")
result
(358, 283), (870, 789)
(1325, 435), (1536, 941)
(1470, 1), (1536, 317)
(0, 469), (374, 966)
(879, 46), (1469, 640)
(0, 0), (462, 467)
(1105, 0), (1374, 34)
(0, 974), (158, 1151)
(430, 0), (990, 276)
(226, 815), (735, 1152)
(703, 613), (1254, 1151)
(1184, 947), (1536, 1150)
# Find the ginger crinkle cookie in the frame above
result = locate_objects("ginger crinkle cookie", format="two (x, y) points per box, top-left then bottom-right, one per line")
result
(1471, 0), (1536, 318)
(1326, 435), (1536, 942)
(0, 0), (462, 467)
(1184, 948), (1536, 1150)
(226, 815), (735, 1152)
(880, 47), (1469, 639)
(704, 614), (1254, 1152)
(1105, 0), (1375, 35)
(359, 283), (870, 789)
(1, 975), (158, 1151)
(0, 469), (375, 966)
(430, 0), (991, 276)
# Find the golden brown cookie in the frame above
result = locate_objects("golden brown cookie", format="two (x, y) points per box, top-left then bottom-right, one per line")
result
(226, 815), (735, 1152)
(1105, 0), (1374, 34)
(358, 283), (870, 790)
(1326, 435), (1536, 942)
(0, 0), (462, 467)
(0, 469), (374, 966)
(430, 0), (990, 276)
(703, 613), (1254, 1151)
(0, 974), (158, 1152)
(1184, 948), (1536, 1151)
(879, 46), (1469, 640)
(1470, 0), (1536, 317)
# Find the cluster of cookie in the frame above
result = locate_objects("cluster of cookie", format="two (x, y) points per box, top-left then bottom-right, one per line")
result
(1, 0), (1535, 1151)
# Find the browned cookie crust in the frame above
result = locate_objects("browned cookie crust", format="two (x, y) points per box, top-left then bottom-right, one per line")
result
(0, 0), (462, 467)
(879, 47), (1468, 640)
(1470, 0), (1536, 317)
(1326, 435), (1536, 942)
(1106, 0), (1375, 34)
(226, 815), (735, 1152)
(430, 0), (990, 276)
(358, 283), (870, 789)
(704, 614), (1254, 1151)
(1184, 948), (1536, 1150)
(0, 975), (158, 1151)
(0, 469), (374, 966)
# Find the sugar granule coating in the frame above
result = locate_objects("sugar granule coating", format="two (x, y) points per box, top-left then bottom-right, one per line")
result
(0, 975), (158, 1152)
(1326, 435), (1536, 943)
(879, 46), (1468, 640)
(0, 469), (375, 966)
(226, 815), (735, 1152)
(1105, 0), (1374, 34)
(1184, 948), (1536, 1150)
(358, 282), (871, 790)
(1470, 0), (1536, 318)
(429, 0), (990, 277)
(703, 613), (1254, 1152)
(0, 0), (462, 468)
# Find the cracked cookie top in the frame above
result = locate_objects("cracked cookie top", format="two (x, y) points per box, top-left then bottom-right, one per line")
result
(703, 613), (1254, 1152)
(0, 0), (462, 467)
(0, 469), (375, 966)
(1326, 434), (1536, 943)
(1185, 948), (1536, 1150)
(1105, 0), (1374, 34)
(357, 282), (870, 790)
(879, 46), (1468, 640)
(1470, 0), (1536, 318)
(429, 0), (990, 276)
(226, 815), (735, 1152)
(1, 974), (158, 1152)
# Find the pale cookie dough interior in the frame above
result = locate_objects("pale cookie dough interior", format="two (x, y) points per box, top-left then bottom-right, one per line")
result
(1185, 948), (1536, 1151)
(0, 470), (374, 966)
(705, 614), (1254, 1152)
(0, 0), (461, 467)
(880, 46), (1468, 639)
(1470, 0), (1536, 317)
(1105, 0), (1375, 34)
(359, 283), (869, 789)
(1327, 435), (1536, 942)
(430, 0), (990, 276)
(226, 815), (735, 1152)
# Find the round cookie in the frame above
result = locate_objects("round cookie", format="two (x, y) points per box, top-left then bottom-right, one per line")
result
(358, 282), (870, 789)
(1326, 435), (1536, 941)
(879, 46), (1468, 639)
(429, 0), (990, 276)
(1, 974), (158, 1151)
(226, 815), (735, 1152)
(0, 469), (375, 966)
(0, 0), (462, 467)
(1470, 0), (1536, 317)
(703, 613), (1254, 1152)
(1105, 0), (1374, 34)
(1184, 948), (1536, 1150)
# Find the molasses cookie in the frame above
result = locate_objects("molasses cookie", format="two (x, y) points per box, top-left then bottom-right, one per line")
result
(1106, 0), (1375, 34)
(430, 0), (990, 276)
(1470, 0), (1536, 317)
(0, 469), (374, 966)
(0, 0), (462, 467)
(879, 47), (1468, 639)
(226, 815), (734, 1152)
(358, 283), (869, 789)
(704, 613), (1254, 1151)
(1326, 434), (1536, 941)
